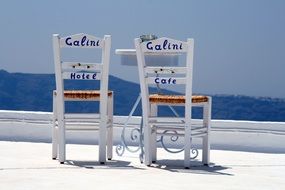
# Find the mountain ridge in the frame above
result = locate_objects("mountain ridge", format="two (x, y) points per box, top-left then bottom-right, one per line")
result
(0, 70), (284, 122)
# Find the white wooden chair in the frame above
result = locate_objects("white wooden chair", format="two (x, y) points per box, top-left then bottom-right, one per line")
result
(135, 37), (212, 168)
(52, 33), (113, 164)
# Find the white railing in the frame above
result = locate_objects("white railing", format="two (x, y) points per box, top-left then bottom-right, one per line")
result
(0, 110), (285, 153)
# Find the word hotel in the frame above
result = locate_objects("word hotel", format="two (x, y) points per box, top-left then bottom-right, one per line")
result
(69, 72), (97, 80)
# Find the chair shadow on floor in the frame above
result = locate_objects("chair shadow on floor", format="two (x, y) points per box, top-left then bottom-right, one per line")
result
(150, 159), (233, 176)
(65, 159), (145, 170)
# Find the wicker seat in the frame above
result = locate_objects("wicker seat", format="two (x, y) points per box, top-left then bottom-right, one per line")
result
(63, 90), (113, 99)
(149, 94), (208, 104)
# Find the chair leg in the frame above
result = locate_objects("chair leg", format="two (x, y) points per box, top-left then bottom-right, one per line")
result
(107, 126), (113, 161)
(150, 104), (157, 163)
(144, 121), (152, 166)
(52, 124), (58, 160)
(52, 92), (58, 160)
(151, 129), (157, 163)
(58, 118), (66, 164)
(107, 96), (113, 160)
(184, 126), (191, 169)
(57, 95), (66, 164)
(99, 118), (107, 164)
(202, 98), (212, 165)
(202, 136), (209, 165)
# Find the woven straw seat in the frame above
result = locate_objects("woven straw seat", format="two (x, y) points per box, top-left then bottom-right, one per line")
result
(63, 90), (113, 99)
(149, 94), (208, 104)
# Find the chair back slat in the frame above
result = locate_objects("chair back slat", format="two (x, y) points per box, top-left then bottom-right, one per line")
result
(62, 62), (103, 72)
(145, 66), (187, 75)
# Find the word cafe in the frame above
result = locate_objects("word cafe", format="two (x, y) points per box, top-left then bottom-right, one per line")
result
(154, 77), (177, 84)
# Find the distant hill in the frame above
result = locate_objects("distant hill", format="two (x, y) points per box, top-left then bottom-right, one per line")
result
(0, 70), (284, 122)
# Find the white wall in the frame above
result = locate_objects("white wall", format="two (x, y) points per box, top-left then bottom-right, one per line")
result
(0, 110), (284, 153)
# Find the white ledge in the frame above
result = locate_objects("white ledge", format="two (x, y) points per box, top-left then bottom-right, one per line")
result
(0, 110), (285, 153)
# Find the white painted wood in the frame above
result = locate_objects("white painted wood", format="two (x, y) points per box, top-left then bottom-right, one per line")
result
(53, 34), (66, 163)
(145, 67), (187, 74)
(52, 34), (113, 164)
(62, 62), (102, 71)
(150, 104), (157, 163)
(184, 38), (194, 168)
(52, 91), (58, 159)
(98, 35), (111, 163)
(107, 96), (113, 160)
(135, 38), (152, 166)
(149, 117), (185, 123)
(65, 125), (100, 131)
(64, 113), (101, 119)
(202, 97), (212, 165)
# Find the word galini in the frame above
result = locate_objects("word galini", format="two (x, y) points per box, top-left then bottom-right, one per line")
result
(146, 39), (183, 51)
(65, 35), (100, 47)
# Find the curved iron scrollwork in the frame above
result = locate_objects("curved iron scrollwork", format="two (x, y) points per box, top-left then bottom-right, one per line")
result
(116, 95), (143, 157)
(157, 130), (199, 159)
(116, 125), (144, 163)
(116, 125), (198, 160)
(116, 95), (199, 162)
(116, 128), (142, 155)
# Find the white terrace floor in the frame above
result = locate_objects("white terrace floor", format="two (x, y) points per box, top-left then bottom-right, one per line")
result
(1, 141), (285, 190)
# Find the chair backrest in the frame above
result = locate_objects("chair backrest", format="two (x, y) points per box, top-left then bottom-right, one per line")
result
(135, 37), (194, 120)
(52, 33), (111, 115)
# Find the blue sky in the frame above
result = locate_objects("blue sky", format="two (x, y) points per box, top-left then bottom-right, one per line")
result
(0, 0), (284, 98)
